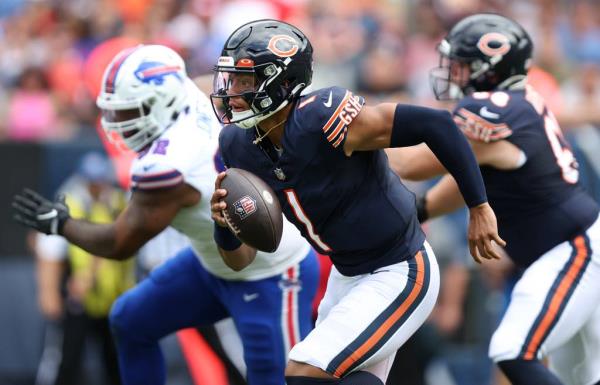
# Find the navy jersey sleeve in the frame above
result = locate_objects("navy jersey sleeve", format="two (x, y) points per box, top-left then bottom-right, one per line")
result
(453, 94), (513, 143)
(297, 86), (365, 151)
(453, 91), (546, 158)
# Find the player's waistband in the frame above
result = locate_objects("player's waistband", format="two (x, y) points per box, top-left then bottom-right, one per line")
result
(329, 230), (426, 276)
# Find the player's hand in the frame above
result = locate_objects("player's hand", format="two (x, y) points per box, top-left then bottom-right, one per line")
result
(12, 189), (70, 235)
(467, 202), (506, 264)
(211, 172), (229, 227)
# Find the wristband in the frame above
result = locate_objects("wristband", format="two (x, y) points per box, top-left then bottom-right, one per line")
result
(214, 223), (242, 251)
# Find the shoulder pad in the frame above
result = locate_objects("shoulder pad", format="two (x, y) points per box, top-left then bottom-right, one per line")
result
(297, 86), (365, 149)
(453, 94), (512, 143)
(130, 159), (183, 191)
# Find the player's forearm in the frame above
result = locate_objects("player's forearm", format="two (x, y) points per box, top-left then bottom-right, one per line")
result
(36, 258), (63, 298)
(213, 222), (256, 271)
(62, 218), (131, 260)
(218, 245), (257, 271)
(390, 105), (487, 208)
(426, 175), (465, 218)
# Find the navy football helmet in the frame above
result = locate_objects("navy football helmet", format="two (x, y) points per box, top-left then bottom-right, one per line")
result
(430, 13), (533, 100)
(211, 19), (313, 128)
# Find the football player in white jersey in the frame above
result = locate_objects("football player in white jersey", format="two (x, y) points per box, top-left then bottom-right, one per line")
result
(13, 44), (319, 385)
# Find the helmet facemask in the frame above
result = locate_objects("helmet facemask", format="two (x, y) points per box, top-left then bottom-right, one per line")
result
(96, 44), (189, 152)
(430, 40), (496, 100)
(98, 97), (163, 152)
(430, 56), (470, 100)
(211, 59), (301, 129)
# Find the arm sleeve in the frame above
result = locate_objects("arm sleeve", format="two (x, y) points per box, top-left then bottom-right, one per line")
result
(299, 87), (365, 151)
(130, 161), (184, 191)
(391, 104), (487, 208)
(35, 233), (68, 261)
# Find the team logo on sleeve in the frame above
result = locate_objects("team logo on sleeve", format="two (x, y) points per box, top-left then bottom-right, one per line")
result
(267, 35), (299, 57)
(321, 91), (365, 148)
(134, 61), (183, 85)
(234, 196), (257, 220)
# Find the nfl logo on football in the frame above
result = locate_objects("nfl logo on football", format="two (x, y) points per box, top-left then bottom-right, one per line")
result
(234, 196), (257, 220)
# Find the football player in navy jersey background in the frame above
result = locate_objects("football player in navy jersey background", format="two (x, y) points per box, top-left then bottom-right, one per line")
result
(388, 13), (600, 385)
(208, 19), (505, 385)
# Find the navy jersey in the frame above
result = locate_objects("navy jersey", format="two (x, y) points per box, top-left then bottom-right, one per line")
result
(219, 86), (425, 276)
(453, 86), (599, 267)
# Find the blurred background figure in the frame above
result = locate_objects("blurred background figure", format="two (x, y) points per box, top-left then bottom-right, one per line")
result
(33, 152), (134, 385)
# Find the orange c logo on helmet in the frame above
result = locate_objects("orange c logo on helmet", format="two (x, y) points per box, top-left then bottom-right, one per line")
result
(236, 58), (255, 67)
(477, 32), (511, 57)
(267, 35), (299, 58)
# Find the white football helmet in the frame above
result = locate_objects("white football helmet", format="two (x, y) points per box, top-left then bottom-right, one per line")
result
(96, 44), (189, 152)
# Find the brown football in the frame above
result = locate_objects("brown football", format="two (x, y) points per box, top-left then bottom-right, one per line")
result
(220, 168), (283, 252)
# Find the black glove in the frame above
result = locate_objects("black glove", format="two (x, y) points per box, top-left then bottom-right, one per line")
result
(12, 188), (70, 235)
(416, 193), (429, 223)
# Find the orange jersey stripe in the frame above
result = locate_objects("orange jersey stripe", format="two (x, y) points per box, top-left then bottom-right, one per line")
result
(523, 236), (588, 359)
(333, 252), (425, 377)
(455, 108), (512, 142)
(327, 120), (346, 143)
(322, 91), (351, 133)
(332, 127), (347, 148)
(298, 95), (316, 109)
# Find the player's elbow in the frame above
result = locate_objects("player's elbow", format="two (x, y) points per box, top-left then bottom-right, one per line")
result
(105, 242), (138, 261)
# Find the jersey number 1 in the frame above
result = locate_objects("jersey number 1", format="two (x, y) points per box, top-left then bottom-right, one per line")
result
(284, 189), (332, 252)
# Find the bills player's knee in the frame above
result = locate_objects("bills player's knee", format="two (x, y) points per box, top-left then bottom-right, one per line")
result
(109, 289), (149, 341)
(240, 321), (286, 380)
(285, 371), (384, 385)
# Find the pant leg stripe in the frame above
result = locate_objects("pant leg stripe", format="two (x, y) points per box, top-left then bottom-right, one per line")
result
(326, 248), (430, 377)
(519, 234), (592, 360)
(286, 265), (300, 349)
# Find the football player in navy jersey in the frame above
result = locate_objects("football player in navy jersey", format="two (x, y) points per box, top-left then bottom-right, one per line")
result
(388, 14), (600, 385)
(208, 19), (505, 385)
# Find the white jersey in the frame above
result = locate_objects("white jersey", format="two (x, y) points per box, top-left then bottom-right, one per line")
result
(129, 80), (310, 280)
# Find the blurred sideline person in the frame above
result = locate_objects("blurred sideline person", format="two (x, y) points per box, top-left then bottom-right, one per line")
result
(388, 14), (600, 385)
(34, 152), (133, 385)
(13, 44), (319, 385)
(209, 19), (504, 385)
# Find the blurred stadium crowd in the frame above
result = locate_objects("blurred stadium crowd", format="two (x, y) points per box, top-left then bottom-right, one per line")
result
(1, 0), (600, 141)
(1, 0), (600, 385)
